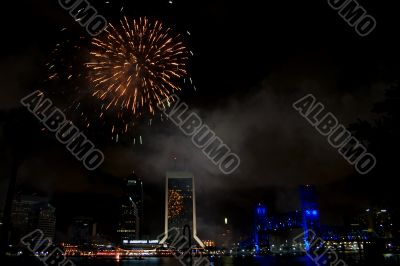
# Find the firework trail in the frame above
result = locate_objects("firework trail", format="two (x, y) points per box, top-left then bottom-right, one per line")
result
(45, 16), (190, 141)
(86, 16), (189, 119)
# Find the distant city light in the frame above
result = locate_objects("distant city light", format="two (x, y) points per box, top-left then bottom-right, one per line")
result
(305, 209), (318, 217)
(128, 240), (157, 244)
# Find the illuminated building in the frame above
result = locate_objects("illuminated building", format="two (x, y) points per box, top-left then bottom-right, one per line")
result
(62, 243), (79, 256)
(10, 195), (55, 244)
(300, 185), (320, 249)
(203, 240), (216, 248)
(68, 217), (96, 245)
(117, 172), (143, 246)
(321, 225), (369, 242)
(267, 211), (304, 254)
(250, 186), (321, 253)
(32, 202), (56, 242)
(253, 203), (269, 253)
(159, 171), (204, 248)
(358, 208), (394, 238)
(218, 217), (233, 249)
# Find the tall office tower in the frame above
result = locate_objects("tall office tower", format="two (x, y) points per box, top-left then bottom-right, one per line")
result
(219, 217), (233, 250)
(68, 217), (95, 245)
(32, 203), (56, 242)
(300, 185), (320, 249)
(359, 208), (393, 238)
(117, 172), (143, 245)
(160, 171), (204, 248)
(10, 195), (51, 244)
(253, 203), (269, 253)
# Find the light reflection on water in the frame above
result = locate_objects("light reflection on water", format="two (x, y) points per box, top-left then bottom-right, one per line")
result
(6, 253), (398, 266)
(70, 256), (316, 266)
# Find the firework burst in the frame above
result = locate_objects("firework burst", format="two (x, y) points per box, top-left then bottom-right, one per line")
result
(168, 189), (184, 219)
(43, 16), (191, 142)
(86, 16), (189, 119)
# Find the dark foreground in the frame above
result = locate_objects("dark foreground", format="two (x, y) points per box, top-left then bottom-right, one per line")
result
(2, 254), (400, 266)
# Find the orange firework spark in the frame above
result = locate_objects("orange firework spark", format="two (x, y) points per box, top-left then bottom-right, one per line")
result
(86, 16), (189, 118)
(168, 189), (184, 219)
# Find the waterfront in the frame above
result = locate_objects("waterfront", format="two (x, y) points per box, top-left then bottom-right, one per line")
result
(5, 254), (400, 266)
(4, 256), (316, 266)
(1, 1), (400, 265)
(75, 256), (316, 266)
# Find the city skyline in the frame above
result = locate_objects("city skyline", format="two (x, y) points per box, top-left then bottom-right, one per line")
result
(1, 0), (400, 265)
(3, 172), (396, 246)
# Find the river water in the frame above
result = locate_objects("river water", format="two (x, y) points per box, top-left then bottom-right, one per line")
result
(5, 254), (399, 265)
(4, 255), (315, 266)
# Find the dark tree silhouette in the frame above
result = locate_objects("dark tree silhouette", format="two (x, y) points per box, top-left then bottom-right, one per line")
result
(349, 82), (400, 237)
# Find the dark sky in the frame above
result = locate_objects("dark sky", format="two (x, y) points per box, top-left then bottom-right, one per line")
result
(1, 0), (399, 241)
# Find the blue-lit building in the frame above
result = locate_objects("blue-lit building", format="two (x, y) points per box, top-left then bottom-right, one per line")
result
(252, 205), (304, 254)
(267, 211), (304, 254)
(249, 186), (388, 255)
(251, 185), (321, 254)
(300, 185), (320, 250)
(253, 203), (269, 253)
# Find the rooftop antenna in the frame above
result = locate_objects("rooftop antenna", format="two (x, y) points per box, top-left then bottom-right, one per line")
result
(173, 155), (177, 170)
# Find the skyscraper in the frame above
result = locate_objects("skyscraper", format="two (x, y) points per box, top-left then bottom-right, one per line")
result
(10, 195), (56, 244)
(68, 217), (95, 245)
(117, 172), (143, 246)
(218, 217), (233, 250)
(300, 185), (320, 249)
(33, 203), (56, 242)
(160, 171), (204, 248)
(253, 203), (269, 253)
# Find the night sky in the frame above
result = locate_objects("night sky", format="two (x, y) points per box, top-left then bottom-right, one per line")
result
(1, 0), (400, 241)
